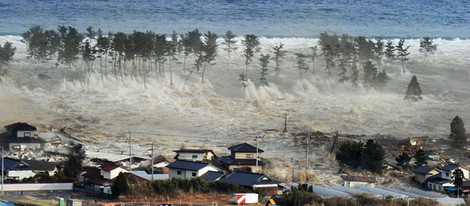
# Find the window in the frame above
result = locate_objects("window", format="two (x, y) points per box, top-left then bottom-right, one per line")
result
(177, 170), (182, 175)
(246, 154), (254, 158)
(192, 172), (197, 177)
(24, 132), (31, 137)
(192, 155), (198, 159)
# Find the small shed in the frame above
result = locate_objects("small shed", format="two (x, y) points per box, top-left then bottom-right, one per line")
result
(341, 175), (376, 188)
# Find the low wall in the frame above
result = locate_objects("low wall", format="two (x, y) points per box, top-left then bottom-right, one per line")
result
(0, 183), (73, 191)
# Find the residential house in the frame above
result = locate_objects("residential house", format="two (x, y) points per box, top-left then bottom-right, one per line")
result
(167, 160), (220, 179)
(413, 165), (439, 184)
(22, 159), (58, 176)
(220, 171), (280, 195)
(100, 162), (129, 180)
(4, 122), (37, 138)
(80, 166), (112, 194)
(129, 171), (169, 181)
(173, 149), (217, 162)
(152, 155), (171, 174)
(427, 163), (470, 192)
(0, 157), (36, 180)
(86, 151), (150, 170)
(341, 175), (377, 188)
(220, 142), (264, 172)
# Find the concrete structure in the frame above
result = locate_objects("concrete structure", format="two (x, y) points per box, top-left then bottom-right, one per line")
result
(341, 175), (377, 188)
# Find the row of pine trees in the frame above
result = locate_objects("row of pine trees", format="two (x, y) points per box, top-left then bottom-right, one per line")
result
(3, 25), (438, 90)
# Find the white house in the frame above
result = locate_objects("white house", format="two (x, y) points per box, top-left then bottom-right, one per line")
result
(167, 160), (220, 179)
(100, 162), (128, 180)
(427, 163), (470, 192)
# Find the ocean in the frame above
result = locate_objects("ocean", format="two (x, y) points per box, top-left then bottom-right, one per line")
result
(1, 0), (469, 38)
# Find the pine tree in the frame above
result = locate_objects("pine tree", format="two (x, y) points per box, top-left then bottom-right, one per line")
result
(112, 172), (129, 196)
(453, 168), (464, 198)
(222, 30), (237, 58)
(0, 42), (16, 75)
(200, 31), (218, 83)
(404, 75), (423, 101)
(396, 38), (410, 72)
(374, 38), (384, 65)
(241, 34), (260, 83)
(63, 143), (86, 179)
(363, 139), (386, 174)
(395, 152), (412, 169)
(419, 36), (437, 62)
(450, 115), (466, 148)
(384, 40), (395, 62)
(295, 53), (309, 81)
(58, 26), (82, 66)
(362, 60), (389, 89)
(259, 53), (270, 86)
(22, 25), (48, 61)
(309, 46), (318, 73)
(272, 43), (287, 75)
(414, 149), (428, 167)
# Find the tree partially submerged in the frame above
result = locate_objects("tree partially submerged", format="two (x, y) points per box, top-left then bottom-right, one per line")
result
(404, 75), (422, 101)
(396, 38), (410, 72)
(221, 30), (237, 58)
(63, 143), (86, 180)
(336, 139), (386, 174)
(272, 43), (287, 75)
(258, 53), (270, 86)
(0, 42), (16, 76)
(241, 34), (260, 84)
(419, 37), (437, 61)
(450, 116), (467, 148)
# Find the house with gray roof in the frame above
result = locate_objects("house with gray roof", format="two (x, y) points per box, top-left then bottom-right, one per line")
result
(426, 163), (470, 192)
(220, 171), (280, 194)
(167, 160), (220, 179)
(413, 165), (439, 184)
(220, 142), (265, 172)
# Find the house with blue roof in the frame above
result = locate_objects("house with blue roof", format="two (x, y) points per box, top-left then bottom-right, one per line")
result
(200, 171), (225, 181)
(0, 157), (36, 181)
(167, 160), (220, 179)
(426, 163), (470, 192)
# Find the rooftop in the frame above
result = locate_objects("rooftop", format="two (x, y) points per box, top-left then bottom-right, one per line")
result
(167, 160), (212, 171)
(200, 171), (225, 181)
(4, 122), (37, 132)
(413, 165), (436, 175)
(221, 171), (279, 187)
(228, 142), (264, 153)
(440, 163), (460, 172)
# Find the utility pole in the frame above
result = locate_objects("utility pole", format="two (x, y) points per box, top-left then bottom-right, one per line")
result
(283, 113), (288, 133)
(128, 131), (132, 171)
(150, 143), (154, 182)
(1, 146), (3, 195)
(255, 135), (260, 172)
(306, 132), (311, 169)
(291, 157), (295, 183)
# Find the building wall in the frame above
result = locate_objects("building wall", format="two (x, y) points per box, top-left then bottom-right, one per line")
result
(9, 143), (42, 151)
(177, 153), (206, 162)
(234, 152), (257, 160)
(229, 165), (260, 173)
(415, 170), (439, 184)
(169, 166), (218, 179)
(7, 170), (36, 180)
(17, 130), (37, 138)
(343, 181), (375, 188)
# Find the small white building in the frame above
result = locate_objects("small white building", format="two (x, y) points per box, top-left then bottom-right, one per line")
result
(167, 160), (219, 179)
(100, 162), (128, 180)
(341, 175), (377, 188)
(173, 149), (217, 162)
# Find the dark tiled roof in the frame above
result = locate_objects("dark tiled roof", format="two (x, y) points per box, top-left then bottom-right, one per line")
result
(221, 171), (279, 187)
(4, 122), (37, 132)
(228, 142), (264, 153)
(441, 163), (460, 172)
(100, 162), (120, 171)
(200, 171), (225, 181)
(173, 149), (215, 154)
(153, 155), (170, 164)
(83, 167), (101, 179)
(413, 165), (435, 175)
(427, 174), (452, 184)
(22, 159), (57, 171)
(341, 175), (376, 183)
(0, 157), (33, 171)
(122, 173), (149, 183)
(167, 160), (211, 171)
